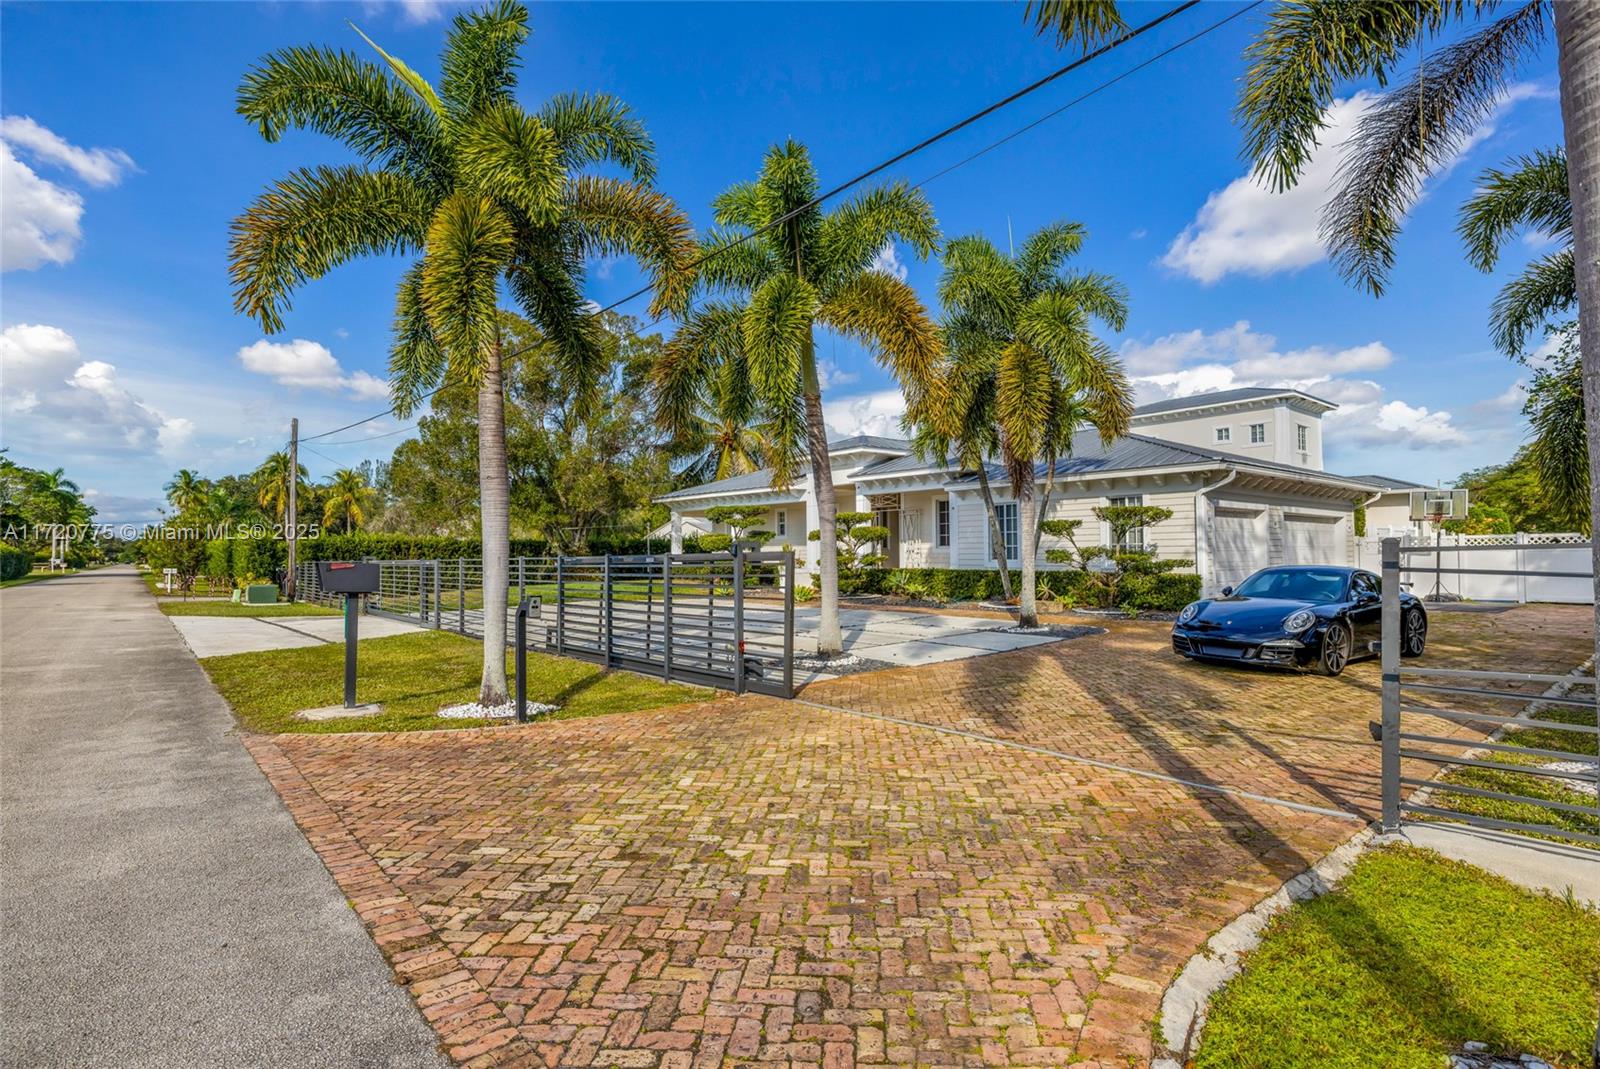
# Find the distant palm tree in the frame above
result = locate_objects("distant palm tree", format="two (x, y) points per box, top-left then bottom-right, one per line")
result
(918, 223), (1133, 627)
(653, 140), (940, 656)
(230, 0), (693, 704)
(254, 451), (306, 524)
(1458, 148), (1573, 358)
(322, 468), (375, 532)
(164, 469), (210, 515)
(678, 374), (771, 486)
(31, 467), (82, 526)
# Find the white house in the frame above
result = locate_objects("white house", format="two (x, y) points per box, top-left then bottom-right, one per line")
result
(657, 386), (1425, 595)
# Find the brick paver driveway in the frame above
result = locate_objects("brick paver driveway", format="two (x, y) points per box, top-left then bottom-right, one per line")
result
(249, 604), (1592, 1069)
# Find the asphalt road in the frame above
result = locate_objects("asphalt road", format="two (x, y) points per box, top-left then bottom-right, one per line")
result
(0, 566), (448, 1068)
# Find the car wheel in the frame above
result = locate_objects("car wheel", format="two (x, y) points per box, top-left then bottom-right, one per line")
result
(1401, 607), (1427, 658)
(1314, 623), (1350, 677)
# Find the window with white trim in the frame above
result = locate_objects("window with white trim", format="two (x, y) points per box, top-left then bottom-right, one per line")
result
(936, 499), (950, 547)
(775, 509), (787, 537)
(988, 502), (1019, 562)
(1215, 426), (1231, 443)
(1107, 493), (1146, 552)
(1249, 423), (1266, 444)
(1296, 424), (1309, 452)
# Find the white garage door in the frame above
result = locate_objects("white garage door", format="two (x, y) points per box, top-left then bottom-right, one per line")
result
(1211, 507), (1269, 590)
(1284, 514), (1344, 565)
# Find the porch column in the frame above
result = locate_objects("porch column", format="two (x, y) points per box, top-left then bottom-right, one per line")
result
(669, 511), (684, 554)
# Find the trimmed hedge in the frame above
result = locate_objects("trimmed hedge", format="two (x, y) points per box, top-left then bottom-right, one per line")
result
(860, 567), (1201, 611)
(0, 544), (31, 581)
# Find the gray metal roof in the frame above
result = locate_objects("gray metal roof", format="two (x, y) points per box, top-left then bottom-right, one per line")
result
(657, 467), (783, 501)
(1133, 387), (1336, 417)
(828, 434), (910, 453)
(853, 452), (951, 478)
(1342, 474), (1432, 491)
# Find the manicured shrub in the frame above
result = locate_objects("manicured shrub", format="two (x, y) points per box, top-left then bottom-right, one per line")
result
(205, 538), (232, 584)
(860, 566), (1200, 611)
(0, 544), (30, 580)
(230, 534), (285, 584)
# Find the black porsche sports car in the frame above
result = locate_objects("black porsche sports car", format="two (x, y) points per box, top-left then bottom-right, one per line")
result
(1171, 565), (1427, 676)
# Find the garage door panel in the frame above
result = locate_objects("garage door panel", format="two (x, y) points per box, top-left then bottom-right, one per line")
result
(1284, 515), (1343, 565)
(1212, 508), (1269, 590)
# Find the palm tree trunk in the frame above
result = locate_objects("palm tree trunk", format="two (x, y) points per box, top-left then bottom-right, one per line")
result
(1555, 1), (1600, 676)
(974, 466), (1015, 601)
(477, 336), (511, 706)
(801, 331), (843, 657)
(1016, 471), (1038, 628)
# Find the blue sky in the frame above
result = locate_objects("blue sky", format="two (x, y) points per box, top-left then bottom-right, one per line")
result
(0, 0), (1567, 524)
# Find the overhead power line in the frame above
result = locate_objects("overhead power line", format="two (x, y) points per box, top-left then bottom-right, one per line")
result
(298, 0), (1213, 444)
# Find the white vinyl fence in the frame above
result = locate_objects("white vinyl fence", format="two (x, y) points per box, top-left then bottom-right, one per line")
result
(1356, 532), (1594, 603)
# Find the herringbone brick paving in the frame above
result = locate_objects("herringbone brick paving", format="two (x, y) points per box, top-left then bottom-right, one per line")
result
(250, 605), (1592, 1069)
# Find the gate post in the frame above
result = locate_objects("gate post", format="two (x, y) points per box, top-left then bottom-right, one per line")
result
(603, 554), (614, 668)
(432, 561), (442, 628)
(555, 556), (566, 656)
(732, 550), (746, 695)
(1380, 536), (1402, 833)
(518, 556), (525, 609)
(662, 554), (673, 682)
(783, 550), (795, 697)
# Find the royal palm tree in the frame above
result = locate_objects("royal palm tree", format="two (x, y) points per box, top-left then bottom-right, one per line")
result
(254, 451), (307, 524)
(677, 373), (771, 486)
(230, 0), (693, 704)
(1031, 0), (1600, 640)
(322, 468), (376, 532)
(919, 224), (1133, 627)
(164, 469), (210, 515)
(1459, 148), (1573, 357)
(653, 141), (940, 656)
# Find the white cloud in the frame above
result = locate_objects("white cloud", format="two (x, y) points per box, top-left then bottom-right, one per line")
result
(1163, 85), (1539, 284)
(361, 0), (457, 24)
(0, 323), (191, 454)
(822, 388), (906, 440)
(1122, 321), (1467, 449)
(816, 357), (858, 391)
(237, 338), (390, 401)
(0, 116), (135, 187)
(81, 489), (162, 525)
(869, 242), (908, 282)
(0, 117), (134, 272)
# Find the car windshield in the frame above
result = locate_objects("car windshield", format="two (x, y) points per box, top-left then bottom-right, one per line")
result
(1234, 569), (1348, 604)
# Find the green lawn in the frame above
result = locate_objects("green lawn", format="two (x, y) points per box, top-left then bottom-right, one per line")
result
(1195, 847), (1600, 1069)
(140, 572), (235, 597)
(200, 629), (711, 733)
(1429, 695), (1599, 848)
(160, 600), (340, 617)
(0, 568), (81, 589)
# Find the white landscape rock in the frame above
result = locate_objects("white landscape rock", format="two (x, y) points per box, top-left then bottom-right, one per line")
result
(437, 700), (557, 720)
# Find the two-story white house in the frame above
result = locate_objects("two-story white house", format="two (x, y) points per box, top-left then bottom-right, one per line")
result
(657, 386), (1419, 595)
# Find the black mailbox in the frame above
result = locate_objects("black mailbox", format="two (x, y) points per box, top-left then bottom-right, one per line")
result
(316, 561), (380, 594)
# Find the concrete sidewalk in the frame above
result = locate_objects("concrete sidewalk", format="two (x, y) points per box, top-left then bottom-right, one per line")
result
(0, 566), (447, 1068)
(169, 612), (424, 658)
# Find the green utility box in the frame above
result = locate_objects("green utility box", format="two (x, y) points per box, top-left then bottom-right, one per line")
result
(244, 583), (279, 604)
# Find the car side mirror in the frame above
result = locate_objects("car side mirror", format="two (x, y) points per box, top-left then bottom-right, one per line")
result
(1221, 586), (1233, 597)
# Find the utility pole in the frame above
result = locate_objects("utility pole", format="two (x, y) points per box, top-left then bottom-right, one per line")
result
(286, 417), (298, 601)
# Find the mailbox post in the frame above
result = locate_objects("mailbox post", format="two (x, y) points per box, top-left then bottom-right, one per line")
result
(315, 561), (381, 708)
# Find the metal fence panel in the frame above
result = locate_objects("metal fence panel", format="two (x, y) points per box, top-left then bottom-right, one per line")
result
(297, 551), (794, 698)
(1378, 536), (1598, 845)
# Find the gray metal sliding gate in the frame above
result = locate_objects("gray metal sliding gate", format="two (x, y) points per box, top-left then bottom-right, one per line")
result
(297, 550), (796, 697)
(1378, 536), (1598, 844)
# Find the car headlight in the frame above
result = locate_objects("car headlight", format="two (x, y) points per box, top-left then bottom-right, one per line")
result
(1283, 609), (1316, 633)
(1178, 602), (1201, 623)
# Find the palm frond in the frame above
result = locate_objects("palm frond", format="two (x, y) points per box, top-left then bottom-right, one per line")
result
(741, 274), (819, 485)
(814, 182), (939, 291)
(389, 260), (445, 417)
(457, 103), (563, 226)
(1320, 2), (1549, 296)
(1024, 0), (1128, 51)
(1054, 271), (1130, 331)
(693, 227), (779, 297)
(1525, 349), (1588, 532)
(995, 340), (1053, 488)
(1016, 292), (1091, 380)
(566, 176), (697, 316)
(818, 271), (942, 420)
(440, 0), (528, 119)
(1015, 220), (1085, 290)
(419, 191), (515, 378)
(1239, 0), (1461, 192)
(236, 46), (445, 182)
(711, 181), (761, 229)
(1490, 248), (1577, 356)
(653, 301), (743, 437)
(348, 21), (446, 116)
(537, 92), (656, 183)
(229, 165), (430, 333)
(938, 234), (1021, 326)
(753, 140), (823, 272)
(507, 247), (608, 407)
(1458, 147), (1570, 271)
(1073, 339), (1135, 445)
